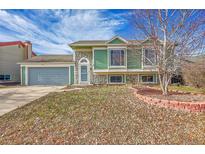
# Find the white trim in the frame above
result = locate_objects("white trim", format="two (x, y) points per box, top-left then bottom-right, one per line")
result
(73, 51), (76, 61)
(141, 47), (144, 69)
(92, 48), (94, 71)
(143, 48), (157, 67)
(78, 57), (90, 84)
(107, 46), (127, 49)
(140, 37), (152, 44)
(93, 69), (157, 73)
(20, 64), (74, 67)
(106, 36), (128, 44)
(137, 74), (140, 83)
(69, 66), (71, 85)
(108, 48), (127, 68)
(74, 63), (77, 84)
(18, 62), (74, 65)
(25, 66), (28, 85)
(20, 66), (22, 85)
(109, 66), (126, 68)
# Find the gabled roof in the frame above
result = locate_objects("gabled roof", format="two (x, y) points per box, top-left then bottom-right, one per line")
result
(22, 55), (74, 63)
(69, 40), (107, 46)
(69, 36), (145, 47)
(32, 51), (37, 56)
(106, 36), (128, 44)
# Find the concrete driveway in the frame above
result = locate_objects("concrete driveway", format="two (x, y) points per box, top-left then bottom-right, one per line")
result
(0, 86), (64, 116)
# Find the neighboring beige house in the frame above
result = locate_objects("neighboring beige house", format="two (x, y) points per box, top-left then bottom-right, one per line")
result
(0, 41), (36, 83)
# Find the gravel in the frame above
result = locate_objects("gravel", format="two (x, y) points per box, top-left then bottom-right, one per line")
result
(136, 87), (205, 102)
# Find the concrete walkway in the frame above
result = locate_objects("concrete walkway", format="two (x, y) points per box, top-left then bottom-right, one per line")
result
(0, 86), (64, 116)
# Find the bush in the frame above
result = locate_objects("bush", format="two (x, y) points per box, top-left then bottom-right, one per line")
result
(182, 60), (205, 88)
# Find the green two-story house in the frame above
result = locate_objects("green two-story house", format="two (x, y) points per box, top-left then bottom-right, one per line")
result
(69, 36), (158, 85)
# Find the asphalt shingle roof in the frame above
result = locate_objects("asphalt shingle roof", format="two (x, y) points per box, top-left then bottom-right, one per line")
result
(69, 40), (144, 46)
(24, 55), (74, 62)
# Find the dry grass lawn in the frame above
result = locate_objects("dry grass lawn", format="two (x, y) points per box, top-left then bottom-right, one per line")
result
(0, 86), (204, 144)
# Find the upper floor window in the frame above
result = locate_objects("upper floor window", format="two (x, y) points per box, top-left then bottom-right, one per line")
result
(144, 49), (157, 66)
(110, 49), (125, 66)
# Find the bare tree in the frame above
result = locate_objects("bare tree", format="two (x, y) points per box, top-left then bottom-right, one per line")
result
(182, 56), (205, 88)
(132, 9), (205, 95)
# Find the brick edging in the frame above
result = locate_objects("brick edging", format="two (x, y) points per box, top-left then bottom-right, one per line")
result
(129, 87), (205, 112)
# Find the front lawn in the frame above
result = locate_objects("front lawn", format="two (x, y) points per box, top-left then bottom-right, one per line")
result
(0, 86), (204, 144)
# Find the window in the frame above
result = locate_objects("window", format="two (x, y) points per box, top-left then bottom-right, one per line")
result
(141, 75), (154, 83)
(110, 49), (125, 66)
(110, 75), (123, 83)
(0, 75), (4, 80)
(144, 49), (156, 66)
(80, 59), (88, 63)
(81, 65), (88, 81)
(0, 75), (11, 81)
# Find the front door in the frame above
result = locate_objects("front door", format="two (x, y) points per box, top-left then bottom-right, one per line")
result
(80, 65), (89, 84)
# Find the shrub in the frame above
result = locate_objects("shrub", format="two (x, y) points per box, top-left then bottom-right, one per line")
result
(182, 59), (205, 88)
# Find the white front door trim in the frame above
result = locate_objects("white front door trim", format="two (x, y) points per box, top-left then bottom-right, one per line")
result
(78, 57), (90, 84)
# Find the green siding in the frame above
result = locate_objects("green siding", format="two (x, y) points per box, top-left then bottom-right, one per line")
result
(127, 49), (142, 69)
(21, 66), (26, 85)
(70, 66), (74, 84)
(108, 38), (126, 44)
(94, 49), (108, 69)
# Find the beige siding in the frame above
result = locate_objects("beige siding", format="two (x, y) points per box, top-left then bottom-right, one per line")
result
(0, 45), (26, 82)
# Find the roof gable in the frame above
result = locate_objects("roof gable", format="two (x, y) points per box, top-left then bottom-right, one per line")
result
(106, 36), (128, 44)
(0, 41), (26, 47)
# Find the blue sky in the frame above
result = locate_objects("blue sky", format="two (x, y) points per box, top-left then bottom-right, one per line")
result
(0, 9), (134, 55)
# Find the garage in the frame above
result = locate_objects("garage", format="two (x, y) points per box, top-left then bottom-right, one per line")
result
(18, 55), (75, 86)
(28, 67), (69, 85)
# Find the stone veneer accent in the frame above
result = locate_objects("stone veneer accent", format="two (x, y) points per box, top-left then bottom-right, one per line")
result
(93, 74), (108, 84)
(126, 74), (139, 84)
(75, 51), (109, 84)
(130, 87), (205, 112)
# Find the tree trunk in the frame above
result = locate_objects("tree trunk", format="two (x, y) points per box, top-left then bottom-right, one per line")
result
(158, 73), (169, 95)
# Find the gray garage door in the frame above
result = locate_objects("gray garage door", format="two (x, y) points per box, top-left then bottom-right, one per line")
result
(28, 67), (69, 85)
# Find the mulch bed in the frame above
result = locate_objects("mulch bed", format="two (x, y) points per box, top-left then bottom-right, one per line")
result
(135, 87), (205, 102)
